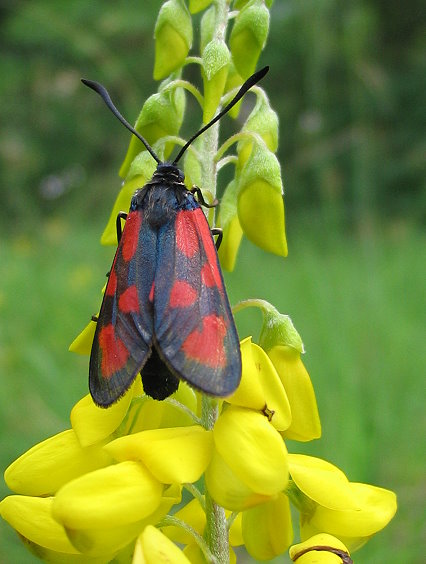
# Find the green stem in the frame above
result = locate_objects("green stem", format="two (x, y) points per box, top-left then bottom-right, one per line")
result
(158, 515), (217, 563)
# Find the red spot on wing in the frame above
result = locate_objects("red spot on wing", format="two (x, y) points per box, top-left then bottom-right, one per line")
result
(106, 269), (117, 296)
(98, 324), (129, 378)
(192, 208), (223, 289)
(176, 211), (199, 258)
(201, 261), (222, 289)
(182, 314), (227, 368)
(118, 285), (140, 313)
(149, 282), (155, 303)
(122, 211), (142, 262)
(169, 280), (197, 308)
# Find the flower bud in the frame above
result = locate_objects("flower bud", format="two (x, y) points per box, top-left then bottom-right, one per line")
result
(153, 0), (193, 80)
(119, 86), (185, 178)
(237, 93), (279, 166)
(200, 6), (216, 53)
(217, 179), (243, 271)
(189, 0), (213, 15)
(230, 0), (270, 79)
(237, 143), (287, 256)
(202, 39), (230, 123)
(223, 61), (244, 118)
(183, 138), (202, 188)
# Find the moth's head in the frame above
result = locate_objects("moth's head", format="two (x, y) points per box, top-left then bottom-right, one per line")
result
(156, 162), (185, 183)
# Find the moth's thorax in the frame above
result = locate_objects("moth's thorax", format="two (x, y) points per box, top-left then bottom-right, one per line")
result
(130, 163), (197, 227)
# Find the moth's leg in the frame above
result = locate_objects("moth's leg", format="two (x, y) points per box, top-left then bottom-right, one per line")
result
(210, 227), (223, 250)
(190, 186), (218, 208)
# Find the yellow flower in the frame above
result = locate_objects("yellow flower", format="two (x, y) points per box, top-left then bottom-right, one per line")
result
(288, 454), (397, 552)
(205, 405), (289, 511)
(268, 345), (321, 441)
(133, 525), (191, 563)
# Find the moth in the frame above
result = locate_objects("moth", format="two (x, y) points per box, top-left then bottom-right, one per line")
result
(82, 66), (268, 406)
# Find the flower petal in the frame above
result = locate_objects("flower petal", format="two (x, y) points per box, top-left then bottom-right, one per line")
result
(226, 337), (265, 410)
(53, 461), (162, 530)
(71, 383), (140, 447)
(268, 346), (321, 441)
(4, 429), (111, 496)
(242, 492), (293, 560)
(104, 426), (213, 484)
(288, 454), (359, 510)
(213, 406), (289, 496)
(133, 525), (191, 563)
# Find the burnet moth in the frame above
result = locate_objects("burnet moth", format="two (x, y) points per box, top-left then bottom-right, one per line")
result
(82, 66), (269, 407)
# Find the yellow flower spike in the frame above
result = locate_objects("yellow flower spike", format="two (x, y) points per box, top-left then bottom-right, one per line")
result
(69, 317), (97, 355)
(229, 0), (270, 79)
(226, 337), (265, 410)
(119, 86), (185, 178)
(162, 498), (205, 544)
(290, 533), (351, 563)
(153, 0), (193, 81)
(52, 461), (163, 531)
(71, 382), (139, 447)
(213, 406), (289, 496)
(205, 448), (271, 511)
(300, 482), (397, 553)
(100, 174), (148, 246)
(268, 346), (321, 441)
(4, 429), (111, 496)
(104, 426), (213, 484)
(288, 455), (359, 511)
(217, 179), (244, 272)
(202, 38), (230, 123)
(242, 492), (293, 560)
(133, 525), (191, 564)
(237, 143), (287, 257)
(250, 342), (292, 431)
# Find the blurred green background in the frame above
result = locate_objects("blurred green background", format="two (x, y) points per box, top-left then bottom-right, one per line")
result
(0, 1), (424, 562)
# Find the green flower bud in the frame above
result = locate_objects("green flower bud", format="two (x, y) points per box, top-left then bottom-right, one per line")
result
(217, 179), (243, 271)
(153, 0), (193, 80)
(237, 143), (287, 256)
(237, 93), (279, 165)
(224, 61), (244, 118)
(189, 0), (213, 14)
(200, 6), (216, 54)
(256, 301), (304, 353)
(230, 0), (270, 79)
(202, 39), (230, 123)
(119, 85), (185, 178)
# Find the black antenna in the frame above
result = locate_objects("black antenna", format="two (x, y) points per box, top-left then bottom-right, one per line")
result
(81, 66), (269, 168)
(173, 65), (269, 164)
(81, 79), (161, 165)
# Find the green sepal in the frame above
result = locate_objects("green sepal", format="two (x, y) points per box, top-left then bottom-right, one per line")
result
(153, 0), (193, 80)
(237, 143), (287, 257)
(230, 0), (270, 79)
(119, 85), (185, 179)
(202, 39), (230, 123)
(183, 137), (202, 189)
(234, 0), (274, 8)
